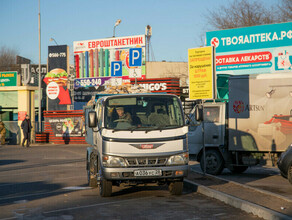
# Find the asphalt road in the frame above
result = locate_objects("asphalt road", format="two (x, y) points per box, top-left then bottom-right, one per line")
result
(0, 144), (261, 220)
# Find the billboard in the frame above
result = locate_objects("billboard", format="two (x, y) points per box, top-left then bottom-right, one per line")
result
(188, 47), (216, 100)
(0, 72), (17, 87)
(45, 45), (71, 110)
(206, 22), (292, 75)
(73, 35), (146, 82)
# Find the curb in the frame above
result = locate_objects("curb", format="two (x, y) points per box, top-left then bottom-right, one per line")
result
(184, 179), (291, 220)
(190, 168), (292, 203)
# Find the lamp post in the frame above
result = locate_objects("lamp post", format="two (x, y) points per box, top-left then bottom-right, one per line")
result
(113, 19), (121, 37)
(38, 0), (41, 133)
(50, 38), (58, 45)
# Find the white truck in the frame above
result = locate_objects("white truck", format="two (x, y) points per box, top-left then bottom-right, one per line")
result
(188, 73), (292, 175)
(85, 93), (189, 197)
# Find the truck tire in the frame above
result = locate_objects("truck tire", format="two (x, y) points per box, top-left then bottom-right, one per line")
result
(280, 171), (287, 179)
(99, 178), (112, 197)
(98, 160), (112, 197)
(200, 149), (224, 175)
(228, 165), (248, 174)
(169, 181), (183, 195)
(87, 154), (97, 188)
(288, 164), (292, 185)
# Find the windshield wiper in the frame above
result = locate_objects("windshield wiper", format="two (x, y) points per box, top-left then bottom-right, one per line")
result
(144, 125), (177, 133)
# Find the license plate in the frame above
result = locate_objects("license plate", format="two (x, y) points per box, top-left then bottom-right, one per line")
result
(134, 170), (162, 177)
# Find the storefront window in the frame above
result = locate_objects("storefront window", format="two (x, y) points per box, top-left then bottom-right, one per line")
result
(0, 91), (18, 121)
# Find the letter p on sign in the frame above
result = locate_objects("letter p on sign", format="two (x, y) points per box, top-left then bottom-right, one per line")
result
(111, 61), (122, 77)
(129, 48), (142, 67)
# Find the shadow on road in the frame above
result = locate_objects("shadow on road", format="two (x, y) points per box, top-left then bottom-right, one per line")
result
(0, 158), (85, 172)
(0, 160), (25, 166)
(0, 181), (71, 206)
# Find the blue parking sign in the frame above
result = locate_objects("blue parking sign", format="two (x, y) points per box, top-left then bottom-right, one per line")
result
(111, 61), (122, 77)
(129, 48), (142, 67)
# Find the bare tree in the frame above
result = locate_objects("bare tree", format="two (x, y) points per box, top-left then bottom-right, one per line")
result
(205, 0), (277, 30)
(278, 0), (292, 22)
(0, 46), (17, 68)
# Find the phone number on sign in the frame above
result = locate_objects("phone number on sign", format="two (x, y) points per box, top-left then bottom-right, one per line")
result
(75, 78), (102, 87)
(49, 52), (66, 58)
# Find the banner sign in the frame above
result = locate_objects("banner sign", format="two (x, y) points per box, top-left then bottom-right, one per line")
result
(188, 47), (215, 100)
(74, 76), (126, 89)
(48, 117), (82, 137)
(73, 76), (130, 110)
(74, 35), (145, 51)
(73, 35), (146, 80)
(0, 71), (17, 87)
(45, 45), (71, 110)
(129, 78), (180, 96)
(206, 22), (292, 75)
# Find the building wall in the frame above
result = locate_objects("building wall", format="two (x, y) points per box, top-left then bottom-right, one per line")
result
(146, 61), (188, 87)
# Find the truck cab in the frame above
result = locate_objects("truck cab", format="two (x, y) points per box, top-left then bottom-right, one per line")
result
(85, 93), (189, 196)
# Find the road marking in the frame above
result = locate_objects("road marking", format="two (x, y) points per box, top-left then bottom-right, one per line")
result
(43, 197), (154, 214)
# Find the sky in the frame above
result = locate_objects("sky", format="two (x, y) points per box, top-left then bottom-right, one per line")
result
(0, 0), (276, 65)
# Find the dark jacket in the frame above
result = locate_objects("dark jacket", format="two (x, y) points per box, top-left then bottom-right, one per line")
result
(21, 119), (32, 133)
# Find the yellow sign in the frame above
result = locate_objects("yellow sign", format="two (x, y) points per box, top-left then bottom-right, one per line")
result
(188, 46), (215, 100)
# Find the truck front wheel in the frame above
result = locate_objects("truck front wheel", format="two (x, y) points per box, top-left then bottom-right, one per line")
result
(98, 161), (112, 197)
(169, 181), (183, 195)
(288, 164), (292, 185)
(200, 149), (224, 175)
(99, 178), (112, 197)
(87, 154), (97, 188)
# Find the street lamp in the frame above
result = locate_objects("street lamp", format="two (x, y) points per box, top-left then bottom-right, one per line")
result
(50, 37), (58, 45)
(113, 19), (122, 37)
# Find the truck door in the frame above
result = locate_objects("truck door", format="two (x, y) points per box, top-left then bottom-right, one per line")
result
(203, 103), (225, 147)
(188, 102), (225, 155)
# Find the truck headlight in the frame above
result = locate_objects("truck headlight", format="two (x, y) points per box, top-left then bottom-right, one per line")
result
(166, 153), (189, 165)
(102, 155), (126, 167)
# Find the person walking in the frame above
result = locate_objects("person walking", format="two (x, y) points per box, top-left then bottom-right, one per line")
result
(21, 114), (32, 147)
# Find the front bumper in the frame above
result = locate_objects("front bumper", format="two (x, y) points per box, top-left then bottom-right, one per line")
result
(102, 165), (189, 180)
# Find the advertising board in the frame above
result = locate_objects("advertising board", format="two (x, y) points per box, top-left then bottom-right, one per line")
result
(0, 72), (17, 87)
(45, 45), (71, 110)
(188, 47), (215, 100)
(73, 35), (146, 81)
(206, 22), (292, 75)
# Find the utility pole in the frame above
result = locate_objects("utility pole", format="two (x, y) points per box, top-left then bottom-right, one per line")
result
(38, 0), (42, 132)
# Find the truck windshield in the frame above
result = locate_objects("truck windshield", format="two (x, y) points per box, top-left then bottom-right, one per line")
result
(104, 95), (184, 130)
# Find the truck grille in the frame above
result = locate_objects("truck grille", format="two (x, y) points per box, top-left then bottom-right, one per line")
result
(125, 157), (168, 167)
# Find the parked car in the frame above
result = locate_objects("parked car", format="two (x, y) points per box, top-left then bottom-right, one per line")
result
(277, 144), (292, 184)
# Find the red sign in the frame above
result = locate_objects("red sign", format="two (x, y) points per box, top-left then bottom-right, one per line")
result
(130, 78), (180, 96)
(216, 51), (272, 66)
(18, 111), (27, 121)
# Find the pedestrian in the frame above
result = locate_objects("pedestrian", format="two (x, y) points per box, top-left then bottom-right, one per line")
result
(21, 114), (32, 147)
(0, 119), (6, 145)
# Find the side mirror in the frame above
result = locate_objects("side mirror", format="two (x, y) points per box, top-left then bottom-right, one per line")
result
(88, 111), (97, 128)
(195, 104), (204, 122)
